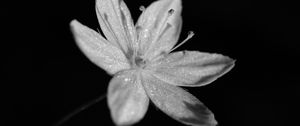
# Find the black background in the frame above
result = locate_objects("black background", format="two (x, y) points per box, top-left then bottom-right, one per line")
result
(4, 0), (299, 126)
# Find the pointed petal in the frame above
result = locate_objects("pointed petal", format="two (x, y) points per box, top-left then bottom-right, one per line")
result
(108, 71), (149, 126)
(136, 0), (182, 60)
(70, 20), (129, 74)
(149, 51), (235, 87)
(141, 73), (217, 126)
(96, 0), (137, 53)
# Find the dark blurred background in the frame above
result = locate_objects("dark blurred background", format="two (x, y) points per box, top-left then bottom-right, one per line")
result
(3, 0), (299, 126)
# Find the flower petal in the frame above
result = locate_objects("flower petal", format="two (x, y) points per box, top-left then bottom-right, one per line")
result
(149, 51), (235, 87)
(136, 0), (182, 61)
(108, 71), (149, 126)
(70, 20), (129, 74)
(141, 73), (218, 126)
(96, 0), (137, 54)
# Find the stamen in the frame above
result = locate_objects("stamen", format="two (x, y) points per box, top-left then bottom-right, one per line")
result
(170, 31), (194, 52)
(97, 28), (101, 34)
(101, 13), (124, 52)
(155, 23), (171, 43)
(120, 11), (132, 51)
(139, 6), (145, 11)
(154, 8), (175, 41)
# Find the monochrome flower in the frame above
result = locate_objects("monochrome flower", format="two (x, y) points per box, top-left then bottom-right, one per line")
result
(70, 0), (235, 125)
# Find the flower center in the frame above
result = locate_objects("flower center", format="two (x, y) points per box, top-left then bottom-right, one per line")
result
(134, 56), (146, 68)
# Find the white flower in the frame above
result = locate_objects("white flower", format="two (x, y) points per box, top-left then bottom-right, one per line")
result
(70, 0), (235, 126)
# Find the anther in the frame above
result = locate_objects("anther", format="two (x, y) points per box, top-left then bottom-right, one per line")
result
(170, 31), (195, 52)
(168, 9), (174, 15)
(139, 6), (145, 11)
(187, 31), (194, 37)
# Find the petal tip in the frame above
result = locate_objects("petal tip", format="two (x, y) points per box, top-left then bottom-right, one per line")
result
(177, 101), (218, 126)
(70, 19), (80, 27)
